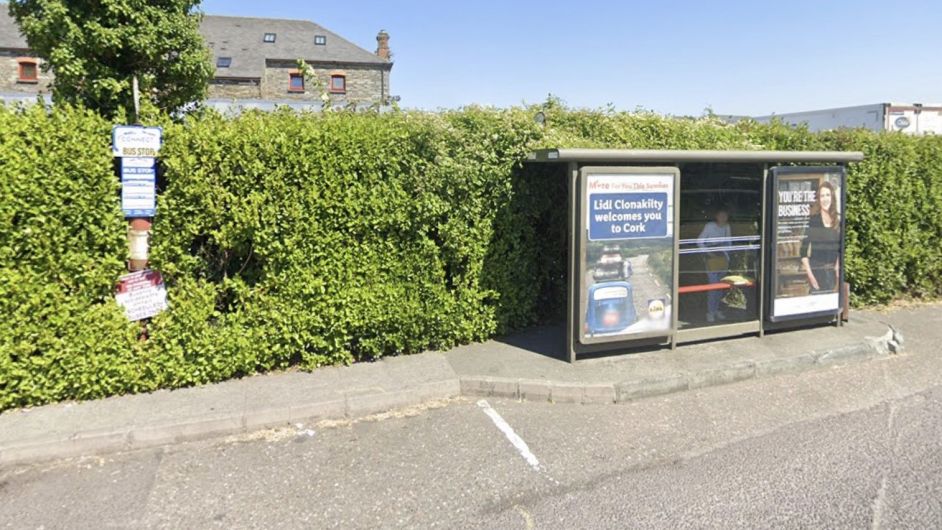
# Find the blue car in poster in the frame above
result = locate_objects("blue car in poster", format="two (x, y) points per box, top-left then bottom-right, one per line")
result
(586, 281), (637, 335)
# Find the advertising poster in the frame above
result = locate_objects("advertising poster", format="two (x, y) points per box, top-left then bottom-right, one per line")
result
(580, 170), (676, 343)
(770, 167), (845, 320)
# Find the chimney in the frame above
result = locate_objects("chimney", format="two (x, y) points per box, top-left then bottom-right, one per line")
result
(376, 30), (390, 60)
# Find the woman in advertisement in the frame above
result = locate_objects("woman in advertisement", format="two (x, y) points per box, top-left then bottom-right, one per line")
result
(801, 181), (841, 293)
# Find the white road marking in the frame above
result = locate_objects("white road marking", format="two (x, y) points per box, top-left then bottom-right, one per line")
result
(477, 399), (541, 472)
(514, 505), (536, 529)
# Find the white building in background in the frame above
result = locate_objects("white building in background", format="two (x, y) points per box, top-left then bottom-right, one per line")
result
(752, 103), (942, 135)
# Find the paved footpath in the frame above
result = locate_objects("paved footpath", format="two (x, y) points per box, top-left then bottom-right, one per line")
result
(0, 305), (909, 465)
(0, 304), (939, 528)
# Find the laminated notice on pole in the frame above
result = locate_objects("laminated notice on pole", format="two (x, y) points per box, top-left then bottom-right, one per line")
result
(121, 157), (156, 217)
(116, 270), (168, 321)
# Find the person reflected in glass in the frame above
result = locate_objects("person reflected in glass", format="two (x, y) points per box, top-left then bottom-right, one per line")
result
(801, 181), (840, 293)
(698, 206), (731, 323)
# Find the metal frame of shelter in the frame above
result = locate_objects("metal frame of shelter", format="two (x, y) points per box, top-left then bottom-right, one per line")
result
(527, 149), (865, 363)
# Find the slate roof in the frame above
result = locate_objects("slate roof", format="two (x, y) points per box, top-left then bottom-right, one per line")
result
(202, 15), (390, 79)
(0, 8), (390, 79)
(0, 7), (29, 50)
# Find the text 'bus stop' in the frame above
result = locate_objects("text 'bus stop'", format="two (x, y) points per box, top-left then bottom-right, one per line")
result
(526, 148), (864, 362)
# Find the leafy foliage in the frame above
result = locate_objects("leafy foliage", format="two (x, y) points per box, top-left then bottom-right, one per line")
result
(8, 0), (212, 117)
(149, 108), (546, 369)
(2, 102), (941, 411)
(0, 104), (141, 409)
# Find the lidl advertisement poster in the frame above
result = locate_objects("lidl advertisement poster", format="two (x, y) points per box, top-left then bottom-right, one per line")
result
(581, 173), (675, 343)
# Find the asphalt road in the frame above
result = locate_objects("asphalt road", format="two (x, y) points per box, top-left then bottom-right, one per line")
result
(2, 306), (941, 529)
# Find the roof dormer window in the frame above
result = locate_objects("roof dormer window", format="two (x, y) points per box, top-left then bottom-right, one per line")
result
(314, 35), (327, 46)
(263, 33), (276, 43)
(216, 57), (232, 68)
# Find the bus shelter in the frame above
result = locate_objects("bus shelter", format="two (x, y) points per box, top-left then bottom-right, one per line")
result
(526, 149), (864, 362)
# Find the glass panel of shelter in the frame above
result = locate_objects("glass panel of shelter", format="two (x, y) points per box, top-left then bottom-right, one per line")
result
(677, 163), (763, 329)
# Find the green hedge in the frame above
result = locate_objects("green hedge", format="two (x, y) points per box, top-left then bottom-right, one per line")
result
(0, 105), (142, 406)
(0, 106), (555, 409)
(2, 102), (941, 410)
(146, 108), (548, 378)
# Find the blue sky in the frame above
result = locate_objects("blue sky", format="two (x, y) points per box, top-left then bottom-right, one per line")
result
(201, 0), (942, 116)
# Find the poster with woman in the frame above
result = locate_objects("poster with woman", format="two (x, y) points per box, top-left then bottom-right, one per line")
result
(769, 167), (845, 321)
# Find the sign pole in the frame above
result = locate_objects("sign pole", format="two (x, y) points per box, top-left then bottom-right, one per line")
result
(113, 124), (167, 323)
(132, 76), (140, 124)
(128, 218), (151, 271)
(128, 77), (149, 272)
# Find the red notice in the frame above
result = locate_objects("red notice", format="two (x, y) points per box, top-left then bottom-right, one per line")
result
(116, 270), (168, 321)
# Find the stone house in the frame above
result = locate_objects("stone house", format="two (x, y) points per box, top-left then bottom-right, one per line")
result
(202, 15), (393, 106)
(0, 9), (52, 97)
(0, 9), (393, 106)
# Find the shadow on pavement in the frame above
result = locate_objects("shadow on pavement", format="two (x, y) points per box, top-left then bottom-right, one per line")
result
(492, 324), (568, 362)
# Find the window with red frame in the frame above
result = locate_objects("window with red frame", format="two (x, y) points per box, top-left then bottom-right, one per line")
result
(18, 60), (38, 82)
(329, 74), (346, 94)
(288, 72), (304, 92)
